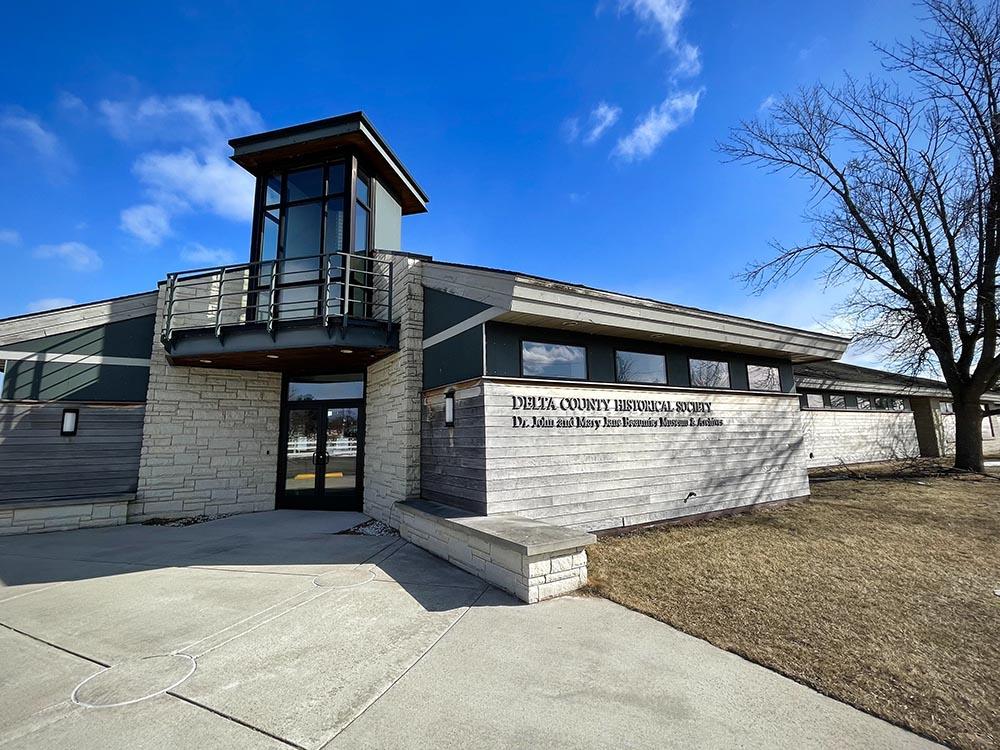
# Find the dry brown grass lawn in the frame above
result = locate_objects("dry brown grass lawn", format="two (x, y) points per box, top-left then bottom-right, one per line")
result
(587, 470), (1000, 749)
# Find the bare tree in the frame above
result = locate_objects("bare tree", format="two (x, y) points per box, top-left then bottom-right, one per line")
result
(721, 0), (999, 472)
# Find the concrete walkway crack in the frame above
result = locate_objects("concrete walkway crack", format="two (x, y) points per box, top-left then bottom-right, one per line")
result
(317, 584), (491, 749)
(165, 692), (307, 750)
(0, 620), (110, 668)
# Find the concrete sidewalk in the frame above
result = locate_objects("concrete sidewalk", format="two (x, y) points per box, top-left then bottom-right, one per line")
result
(0, 511), (936, 749)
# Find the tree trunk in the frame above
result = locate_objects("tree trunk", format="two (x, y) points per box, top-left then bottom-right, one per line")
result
(952, 396), (985, 472)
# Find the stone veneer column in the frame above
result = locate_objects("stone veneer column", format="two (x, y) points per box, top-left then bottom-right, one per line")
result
(130, 285), (282, 522)
(363, 255), (424, 526)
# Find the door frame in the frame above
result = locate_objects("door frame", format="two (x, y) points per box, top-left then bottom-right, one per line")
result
(276, 376), (365, 511)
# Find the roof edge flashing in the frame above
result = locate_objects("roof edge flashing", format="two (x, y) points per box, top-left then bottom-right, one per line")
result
(228, 111), (428, 214)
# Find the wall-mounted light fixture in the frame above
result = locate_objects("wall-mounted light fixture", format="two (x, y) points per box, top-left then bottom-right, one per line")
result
(60, 408), (79, 436)
(444, 391), (455, 427)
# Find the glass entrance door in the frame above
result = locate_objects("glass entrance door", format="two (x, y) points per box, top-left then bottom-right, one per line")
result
(280, 402), (361, 510)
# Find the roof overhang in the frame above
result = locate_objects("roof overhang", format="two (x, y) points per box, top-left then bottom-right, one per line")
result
(229, 112), (428, 215)
(0, 292), (158, 348)
(421, 261), (850, 363)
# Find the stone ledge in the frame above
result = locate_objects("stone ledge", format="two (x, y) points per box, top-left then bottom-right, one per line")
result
(396, 499), (594, 603)
(0, 494), (131, 536)
(399, 499), (596, 556)
(0, 493), (134, 511)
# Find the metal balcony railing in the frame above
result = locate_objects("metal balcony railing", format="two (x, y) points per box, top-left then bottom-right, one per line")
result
(160, 251), (394, 345)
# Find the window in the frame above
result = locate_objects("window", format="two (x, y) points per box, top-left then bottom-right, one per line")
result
(804, 393), (824, 408)
(939, 401), (954, 414)
(259, 161), (349, 319)
(262, 161), (347, 264)
(287, 374), (364, 401)
(521, 342), (587, 379)
(857, 395), (874, 410)
(354, 169), (371, 254)
(747, 364), (781, 392)
(828, 394), (848, 409)
(689, 358), (730, 389)
(615, 351), (666, 384)
(873, 396), (908, 411)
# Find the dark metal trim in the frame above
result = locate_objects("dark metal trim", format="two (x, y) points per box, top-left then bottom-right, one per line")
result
(276, 373), (366, 512)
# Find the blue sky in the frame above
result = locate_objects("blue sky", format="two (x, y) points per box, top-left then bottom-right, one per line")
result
(0, 0), (924, 363)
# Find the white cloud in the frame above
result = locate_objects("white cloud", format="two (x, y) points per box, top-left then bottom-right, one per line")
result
(180, 243), (237, 266)
(841, 346), (892, 370)
(613, 89), (701, 162)
(586, 0), (702, 163)
(99, 95), (262, 146)
(0, 228), (20, 245)
(120, 204), (171, 246)
(133, 149), (254, 222)
(27, 297), (78, 313)
(0, 109), (71, 176)
(0, 111), (59, 159)
(56, 91), (87, 115)
(619, 0), (701, 77)
(561, 117), (581, 143)
(583, 102), (622, 144)
(33, 241), (103, 272)
(100, 95), (263, 245)
(758, 94), (778, 113)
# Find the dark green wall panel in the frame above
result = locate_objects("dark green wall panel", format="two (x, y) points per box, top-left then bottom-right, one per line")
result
(1, 315), (154, 402)
(423, 288), (491, 339)
(7, 315), (156, 358)
(1, 362), (150, 402)
(423, 325), (484, 390)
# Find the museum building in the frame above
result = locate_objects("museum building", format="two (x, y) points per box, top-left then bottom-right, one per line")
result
(1, 113), (996, 601)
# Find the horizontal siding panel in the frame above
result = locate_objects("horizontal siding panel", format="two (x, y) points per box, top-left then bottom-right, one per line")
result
(420, 389), (487, 514)
(481, 381), (810, 531)
(801, 411), (920, 467)
(0, 403), (143, 503)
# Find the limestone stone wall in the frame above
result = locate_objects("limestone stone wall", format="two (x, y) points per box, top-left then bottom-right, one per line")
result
(396, 501), (590, 603)
(0, 496), (130, 536)
(131, 286), (282, 521)
(476, 379), (810, 532)
(363, 255), (424, 526)
(801, 409), (922, 468)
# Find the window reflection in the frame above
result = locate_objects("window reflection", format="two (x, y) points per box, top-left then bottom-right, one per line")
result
(747, 364), (781, 391)
(615, 351), (666, 384)
(283, 202), (323, 258)
(286, 167), (324, 202)
(521, 342), (587, 379)
(287, 376), (364, 401)
(689, 358), (730, 388)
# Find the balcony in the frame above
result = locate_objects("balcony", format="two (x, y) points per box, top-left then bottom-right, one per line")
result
(160, 251), (398, 371)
